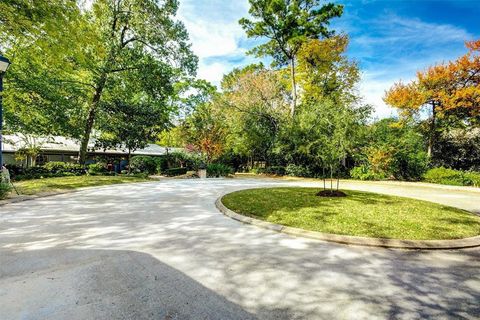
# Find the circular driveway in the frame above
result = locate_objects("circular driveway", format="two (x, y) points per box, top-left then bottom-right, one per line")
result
(0, 178), (479, 319)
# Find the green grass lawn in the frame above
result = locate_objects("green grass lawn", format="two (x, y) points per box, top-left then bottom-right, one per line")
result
(12, 175), (151, 196)
(222, 187), (480, 240)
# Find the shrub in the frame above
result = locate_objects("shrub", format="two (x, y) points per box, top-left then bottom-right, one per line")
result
(130, 156), (157, 174)
(391, 151), (429, 181)
(13, 162), (87, 181)
(154, 157), (169, 174)
(44, 162), (84, 175)
(250, 167), (264, 174)
(0, 182), (12, 200)
(350, 165), (387, 181)
(464, 171), (480, 187)
(14, 166), (50, 181)
(184, 153), (203, 171)
(423, 167), (480, 186)
(4, 164), (23, 178)
(423, 167), (464, 186)
(285, 164), (312, 177)
(87, 163), (107, 175)
(165, 167), (188, 176)
(207, 163), (233, 177)
(164, 151), (202, 171)
(263, 166), (286, 176)
(12, 162), (86, 181)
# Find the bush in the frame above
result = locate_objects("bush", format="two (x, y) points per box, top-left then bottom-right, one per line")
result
(350, 165), (387, 181)
(154, 157), (169, 174)
(265, 166), (286, 176)
(250, 167), (264, 174)
(285, 164), (312, 177)
(87, 162), (107, 175)
(163, 152), (202, 171)
(14, 166), (50, 181)
(0, 182), (12, 200)
(44, 162), (84, 175)
(391, 151), (429, 181)
(130, 156), (157, 174)
(464, 171), (480, 187)
(423, 167), (480, 187)
(13, 162), (86, 181)
(4, 164), (23, 179)
(165, 167), (188, 176)
(423, 167), (464, 186)
(207, 163), (233, 177)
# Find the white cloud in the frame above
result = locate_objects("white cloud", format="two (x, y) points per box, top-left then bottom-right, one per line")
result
(196, 61), (229, 85)
(178, 3), (477, 119)
(177, 0), (251, 85)
(352, 15), (473, 56)
(359, 74), (399, 119)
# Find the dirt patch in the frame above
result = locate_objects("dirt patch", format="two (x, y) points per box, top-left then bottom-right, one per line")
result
(316, 190), (347, 197)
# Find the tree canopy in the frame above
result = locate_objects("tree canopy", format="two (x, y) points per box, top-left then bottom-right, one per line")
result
(240, 0), (343, 115)
(384, 40), (480, 156)
(2, 0), (198, 164)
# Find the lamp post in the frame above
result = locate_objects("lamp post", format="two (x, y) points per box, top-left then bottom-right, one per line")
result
(0, 55), (12, 169)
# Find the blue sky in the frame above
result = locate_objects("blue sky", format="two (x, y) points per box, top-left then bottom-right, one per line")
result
(177, 0), (480, 118)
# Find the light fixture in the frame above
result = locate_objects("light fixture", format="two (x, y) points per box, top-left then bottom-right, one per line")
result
(0, 55), (11, 73)
(0, 54), (11, 169)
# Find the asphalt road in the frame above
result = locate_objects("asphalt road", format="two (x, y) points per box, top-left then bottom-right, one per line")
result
(0, 178), (479, 319)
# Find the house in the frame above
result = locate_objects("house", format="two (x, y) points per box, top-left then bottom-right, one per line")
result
(2, 134), (178, 166)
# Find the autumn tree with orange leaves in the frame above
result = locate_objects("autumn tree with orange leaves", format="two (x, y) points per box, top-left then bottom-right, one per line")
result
(384, 39), (480, 157)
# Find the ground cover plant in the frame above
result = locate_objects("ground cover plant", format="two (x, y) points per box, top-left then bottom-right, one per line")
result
(0, 183), (12, 200)
(222, 187), (480, 240)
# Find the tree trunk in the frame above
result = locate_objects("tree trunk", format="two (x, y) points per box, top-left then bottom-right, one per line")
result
(290, 58), (297, 117)
(330, 165), (333, 191)
(127, 148), (131, 174)
(427, 103), (437, 158)
(323, 167), (326, 191)
(79, 75), (107, 165)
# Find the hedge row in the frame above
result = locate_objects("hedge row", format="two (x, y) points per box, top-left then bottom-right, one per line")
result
(423, 167), (480, 187)
(6, 163), (86, 181)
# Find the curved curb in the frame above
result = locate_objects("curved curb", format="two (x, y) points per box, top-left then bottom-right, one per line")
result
(215, 196), (480, 250)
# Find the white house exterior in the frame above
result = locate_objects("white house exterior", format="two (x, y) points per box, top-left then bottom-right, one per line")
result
(2, 134), (178, 166)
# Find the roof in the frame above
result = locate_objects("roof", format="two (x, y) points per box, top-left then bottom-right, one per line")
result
(2, 134), (180, 157)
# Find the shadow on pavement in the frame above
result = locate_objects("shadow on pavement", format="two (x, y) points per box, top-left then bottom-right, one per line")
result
(0, 248), (258, 320)
(0, 179), (479, 319)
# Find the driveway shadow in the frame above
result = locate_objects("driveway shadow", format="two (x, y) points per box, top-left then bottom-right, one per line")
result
(0, 248), (258, 320)
(1, 180), (479, 319)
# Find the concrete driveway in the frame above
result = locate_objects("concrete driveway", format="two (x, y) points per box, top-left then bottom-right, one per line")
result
(0, 178), (479, 319)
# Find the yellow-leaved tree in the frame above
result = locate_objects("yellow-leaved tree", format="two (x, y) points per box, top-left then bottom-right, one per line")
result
(384, 40), (480, 157)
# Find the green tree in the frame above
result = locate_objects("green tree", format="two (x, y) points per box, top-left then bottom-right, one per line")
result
(2, 0), (197, 165)
(2, 1), (87, 137)
(95, 100), (165, 170)
(239, 0), (343, 115)
(0, 0), (76, 50)
(353, 119), (429, 180)
(220, 65), (289, 165)
(180, 99), (228, 164)
(76, 0), (197, 163)
(296, 35), (359, 106)
(278, 98), (369, 187)
(170, 79), (217, 118)
(157, 127), (185, 148)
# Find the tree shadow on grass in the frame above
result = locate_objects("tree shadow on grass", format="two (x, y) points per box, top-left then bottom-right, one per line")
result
(226, 187), (480, 239)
